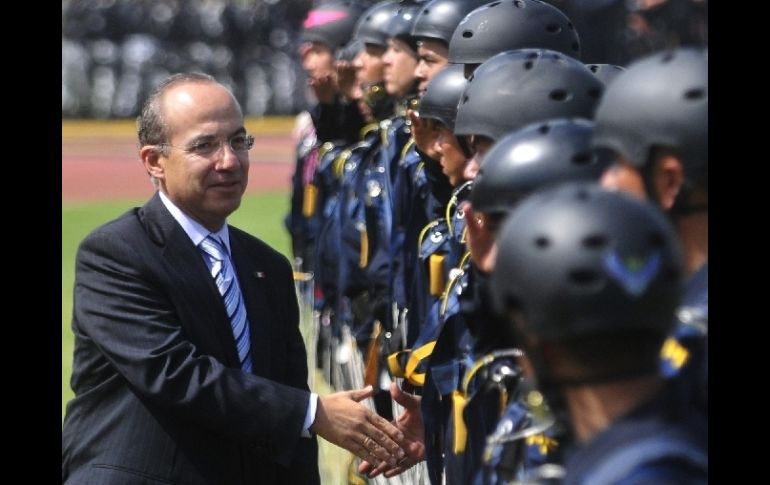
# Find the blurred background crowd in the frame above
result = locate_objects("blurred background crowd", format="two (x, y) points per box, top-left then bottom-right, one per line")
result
(61, 0), (706, 119)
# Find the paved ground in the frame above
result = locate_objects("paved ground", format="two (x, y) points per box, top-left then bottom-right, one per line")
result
(62, 118), (296, 202)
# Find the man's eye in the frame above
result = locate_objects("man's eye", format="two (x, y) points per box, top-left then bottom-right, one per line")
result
(190, 142), (214, 154)
(230, 136), (246, 150)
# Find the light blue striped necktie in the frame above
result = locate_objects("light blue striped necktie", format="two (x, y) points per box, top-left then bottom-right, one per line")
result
(199, 234), (253, 372)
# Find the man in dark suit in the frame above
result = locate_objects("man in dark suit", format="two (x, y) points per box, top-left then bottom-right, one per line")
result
(62, 72), (406, 484)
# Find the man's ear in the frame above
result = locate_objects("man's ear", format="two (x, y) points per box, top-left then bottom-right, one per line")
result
(140, 145), (165, 182)
(654, 154), (685, 211)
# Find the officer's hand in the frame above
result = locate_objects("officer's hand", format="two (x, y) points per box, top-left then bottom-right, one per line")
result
(336, 59), (360, 102)
(463, 200), (498, 273)
(358, 382), (426, 478)
(311, 386), (406, 468)
(407, 110), (441, 160)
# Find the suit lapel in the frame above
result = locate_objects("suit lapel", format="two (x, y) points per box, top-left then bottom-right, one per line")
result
(229, 232), (273, 378)
(139, 194), (242, 368)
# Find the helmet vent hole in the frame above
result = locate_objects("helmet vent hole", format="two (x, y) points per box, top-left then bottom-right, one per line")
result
(514, 0), (525, 8)
(488, 1), (501, 7)
(549, 89), (570, 101)
(538, 124), (550, 134)
(462, 30), (474, 38)
(661, 52), (675, 63)
(568, 269), (600, 286)
(527, 51), (539, 59)
(423, 8), (430, 15)
(524, 60), (534, 70)
(582, 234), (607, 249)
(588, 64), (599, 73)
(575, 188), (590, 200)
(571, 42), (580, 52)
(534, 236), (550, 249)
(571, 152), (593, 165)
(587, 87), (602, 98)
(684, 88), (705, 100)
(462, 95), (469, 103)
(546, 23), (562, 34)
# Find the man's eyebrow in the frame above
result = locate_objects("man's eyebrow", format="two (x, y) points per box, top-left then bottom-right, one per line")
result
(187, 127), (247, 144)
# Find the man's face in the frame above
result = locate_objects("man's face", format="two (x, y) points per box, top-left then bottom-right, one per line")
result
(354, 43), (387, 86)
(436, 125), (467, 186)
(155, 82), (249, 231)
(463, 135), (494, 181)
(414, 39), (449, 95)
(300, 41), (336, 84)
(382, 38), (418, 98)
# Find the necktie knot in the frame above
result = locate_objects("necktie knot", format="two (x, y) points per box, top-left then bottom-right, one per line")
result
(200, 234), (227, 262)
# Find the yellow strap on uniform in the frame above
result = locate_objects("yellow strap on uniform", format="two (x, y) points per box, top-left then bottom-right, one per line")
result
(359, 228), (369, 268)
(387, 349), (409, 378)
(452, 390), (468, 454)
(332, 149), (353, 180)
(429, 253), (446, 297)
(661, 337), (690, 370)
(302, 183), (318, 217)
(438, 252), (470, 317)
(359, 122), (380, 141)
(525, 434), (559, 456)
(400, 138), (415, 163)
(404, 340), (436, 386)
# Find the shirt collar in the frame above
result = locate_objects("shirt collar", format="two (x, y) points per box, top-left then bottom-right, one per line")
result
(158, 191), (231, 253)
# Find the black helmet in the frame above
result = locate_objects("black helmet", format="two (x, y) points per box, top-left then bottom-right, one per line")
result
(418, 63), (466, 130)
(383, 0), (427, 51)
(411, 0), (490, 45)
(586, 63), (625, 87)
(354, 0), (401, 47)
(470, 118), (609, 214)
(491, 182), (683, 341)
(301, 0), (368, 53)
(448, 0), (581, 65)
(592, 47), (708, 187)
(453, 49), (603, 141)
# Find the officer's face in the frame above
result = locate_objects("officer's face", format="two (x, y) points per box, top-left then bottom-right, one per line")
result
(354, 43), (387, 86)
(382, 38), (418, 98)
(414, 39), (449, 95)
(436, 126), (467, 186)
(150, 82), (249, 231)
(300, 41), (336, 84)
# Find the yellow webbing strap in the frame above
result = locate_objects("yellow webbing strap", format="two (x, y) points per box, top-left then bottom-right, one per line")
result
(359, 227), (369, 268)
(429, 253), (446, 297)
(404, 340), (436, 387)
(452, 390), (468, 454)
(302, 184), (318, 217)
(387, 349), (410, 378)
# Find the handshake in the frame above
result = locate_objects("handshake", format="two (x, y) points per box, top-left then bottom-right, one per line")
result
(311, 383), (425, 479)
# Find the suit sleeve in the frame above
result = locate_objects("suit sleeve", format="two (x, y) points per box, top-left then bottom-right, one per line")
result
(73, 229), (310, 463)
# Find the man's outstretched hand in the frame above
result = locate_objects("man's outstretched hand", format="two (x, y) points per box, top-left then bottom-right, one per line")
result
(358, 382), (426, 478)
(311, 386), (406, 468)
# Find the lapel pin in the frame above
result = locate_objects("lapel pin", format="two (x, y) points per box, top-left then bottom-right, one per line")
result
(253, 271), (266, 278)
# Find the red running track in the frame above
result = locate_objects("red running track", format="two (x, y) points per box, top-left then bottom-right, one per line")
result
(62, 133), (295, 202)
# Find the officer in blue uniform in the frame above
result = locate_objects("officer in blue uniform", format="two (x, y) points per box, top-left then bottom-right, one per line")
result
(592, 47), (708, 414)
(287, 0), (367, 274)
(490, 183), (707, 484)
(468, 118), (610, 484)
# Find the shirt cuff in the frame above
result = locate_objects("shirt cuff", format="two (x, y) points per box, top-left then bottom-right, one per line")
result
(301, 392), (319, 438)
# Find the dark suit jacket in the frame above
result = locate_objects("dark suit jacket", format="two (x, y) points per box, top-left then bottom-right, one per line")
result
(62, 193), (320, 484)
